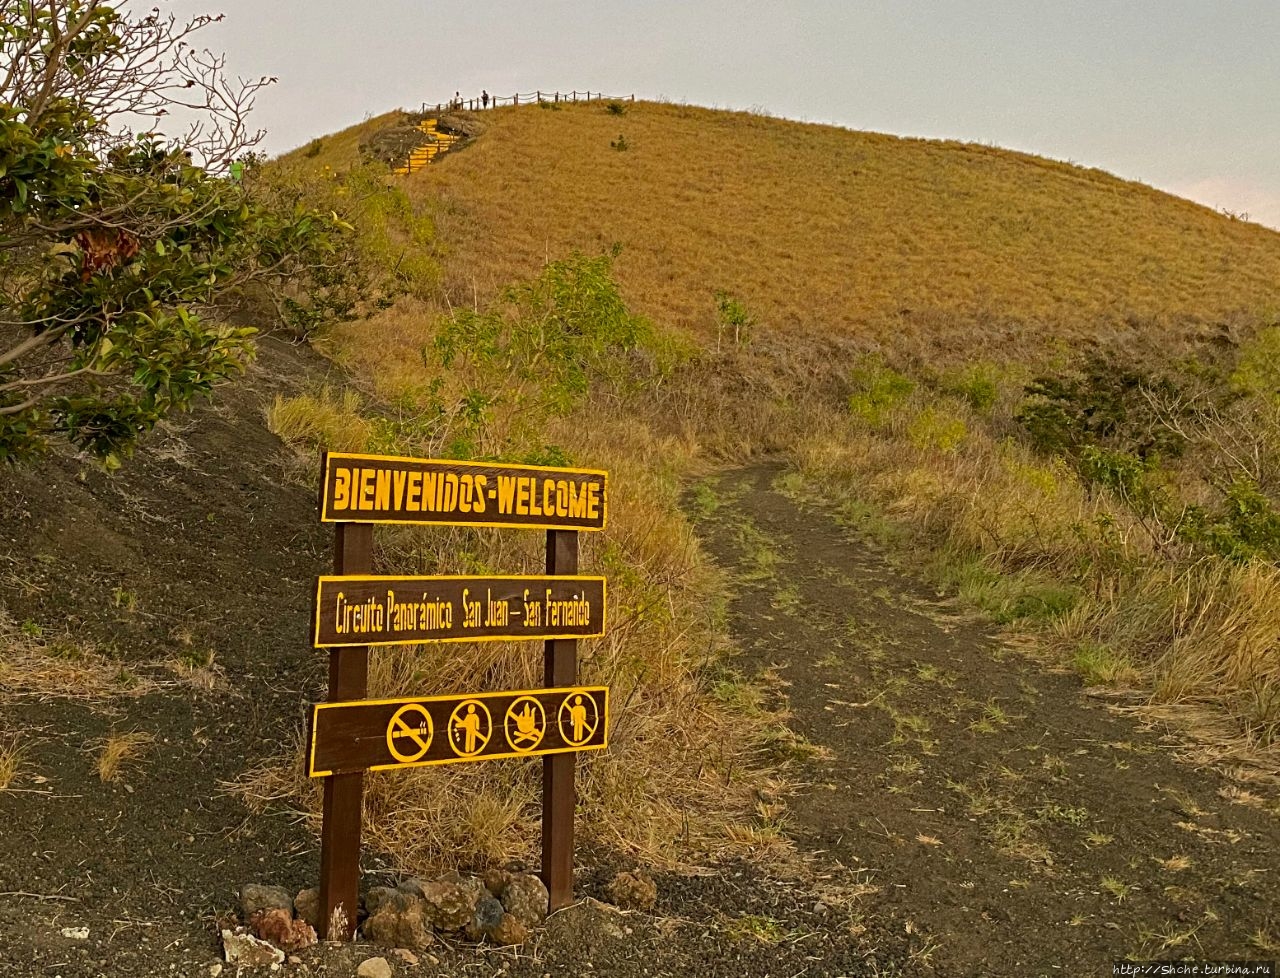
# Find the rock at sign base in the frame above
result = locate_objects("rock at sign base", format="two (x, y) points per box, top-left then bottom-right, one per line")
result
(607, 870), (658, 911)
(365, 886), (399, 917)
(357, 957), (393, 978)
(59, 926), (89, 940)
(500, 873), (549, 928)
(465, 896), (505, 941)
(392, 948), (419, 965)
(482, 868), (511, 898)
(238, 883), (294, 919)
(221, 928), (285, 968)
(249, 907), (317, 952)
(403, 877), (484, 931)
(364, 893), (434, 950)
(295, 887), (320, 930)
(490, 913), (530, 946)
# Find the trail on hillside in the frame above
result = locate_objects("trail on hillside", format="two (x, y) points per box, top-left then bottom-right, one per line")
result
(688, 464), (1280, 977)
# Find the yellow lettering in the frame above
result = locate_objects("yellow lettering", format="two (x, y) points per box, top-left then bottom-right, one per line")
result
(555, 480), (569, 517)
(442, 473), (459, 512)
(374, 468), (391, 511)
(497, 476), (517, 514)
(459, 474), (473, 514)
(569, 482), (588, 519)
(407, 471), (422, 509)
(472, 475), (488, 514)
(358, 468), (375, 510)
(422, 472), (437, 511)
(516, 477), (531, 515)
(392, 469), (408, 510)
(332, 467), (352, 511)
(587, 483), (601, 520)
(542, 480), (555, 516)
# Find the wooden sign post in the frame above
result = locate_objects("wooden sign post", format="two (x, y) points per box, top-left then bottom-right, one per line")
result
(312, 453), (609, 938)
(544, 528), (579, 911)
(318, 517), (372, 940)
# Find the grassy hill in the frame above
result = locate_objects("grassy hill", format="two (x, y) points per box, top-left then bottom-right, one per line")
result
(291, 101), (1280, 362)
(261, 100), (1280, 871)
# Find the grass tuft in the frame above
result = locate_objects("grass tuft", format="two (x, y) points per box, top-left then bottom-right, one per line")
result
(96, 731), (154, 783)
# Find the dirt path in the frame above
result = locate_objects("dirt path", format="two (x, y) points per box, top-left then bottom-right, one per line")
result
(687, 464), (1280, 976)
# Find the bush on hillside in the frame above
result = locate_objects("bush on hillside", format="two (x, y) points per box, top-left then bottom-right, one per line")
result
(429, 251), (685, 456)
(1016, 353), (1190, 465)
(0, 2), (355, 465)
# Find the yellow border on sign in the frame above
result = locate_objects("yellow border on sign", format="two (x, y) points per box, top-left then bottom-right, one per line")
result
(319, 452), (609, 530)
(308, 686), (610, 777)
(312, 575), (607, 648)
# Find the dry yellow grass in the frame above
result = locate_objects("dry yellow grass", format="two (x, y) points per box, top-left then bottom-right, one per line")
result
(0, 736), (24, 791)
(286, 101), (1280, 364)
(0, 611), (154, 701)
(96, 731), (154, 783)
(263, 368), (775, 872)
(261, 98), (1280, 855)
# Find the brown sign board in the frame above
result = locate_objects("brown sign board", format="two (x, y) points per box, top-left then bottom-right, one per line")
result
(308, 686), (609, 777)
(320, 452), (608, 530)
(313, 575), (605, 648)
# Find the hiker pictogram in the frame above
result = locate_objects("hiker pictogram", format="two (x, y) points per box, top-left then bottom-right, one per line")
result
(504, 696), (547, 752)
(448, 699), (493, 757)
(385, 703), (434, 763)
(557, 689), (599, 746)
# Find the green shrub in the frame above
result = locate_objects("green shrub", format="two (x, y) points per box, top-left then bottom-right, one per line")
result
(1015, 353), (1188, 463)
(1230, 325), (1280, 399)
(942, 364), (1000, 412)
(1180, 479), (1280, 562)
(908, 407), (966, 453)
(714, 290), (755, 346)
(848, 356), (915, 427)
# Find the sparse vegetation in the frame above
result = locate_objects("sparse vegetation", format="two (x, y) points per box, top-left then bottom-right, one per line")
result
(0, 735), (25, 790)
(95, 730), (154, 782)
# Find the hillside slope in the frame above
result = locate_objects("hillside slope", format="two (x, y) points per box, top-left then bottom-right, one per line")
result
(313, 101), (1280, 360)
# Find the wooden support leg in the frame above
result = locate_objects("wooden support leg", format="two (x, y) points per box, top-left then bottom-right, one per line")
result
(318, 521), (372, 940)
(542, 529), (579, 912)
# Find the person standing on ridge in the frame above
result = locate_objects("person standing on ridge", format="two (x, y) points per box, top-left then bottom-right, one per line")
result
(482, 90), (489, 109)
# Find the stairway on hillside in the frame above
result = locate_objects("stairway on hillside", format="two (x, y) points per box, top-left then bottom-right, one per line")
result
(393, 118), (461, 174)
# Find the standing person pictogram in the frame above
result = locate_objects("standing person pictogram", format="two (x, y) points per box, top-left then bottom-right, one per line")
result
(448, 699), (492, 757)
(557, 689), (599, 747)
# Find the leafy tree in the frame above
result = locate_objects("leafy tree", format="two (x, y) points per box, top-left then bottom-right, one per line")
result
(0, 1), (353, 464)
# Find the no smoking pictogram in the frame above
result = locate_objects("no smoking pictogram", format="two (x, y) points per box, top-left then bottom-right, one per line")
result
(385, 703), (434, 763)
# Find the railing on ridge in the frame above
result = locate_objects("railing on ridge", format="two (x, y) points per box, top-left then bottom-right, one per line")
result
(422, 90), (635, 113)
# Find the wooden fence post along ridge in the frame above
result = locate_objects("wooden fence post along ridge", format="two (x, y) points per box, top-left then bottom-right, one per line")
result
(310, 451), (610, 940)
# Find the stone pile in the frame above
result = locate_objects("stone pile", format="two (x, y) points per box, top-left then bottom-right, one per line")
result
(226, 871), (551, 960)
(362, 870), (548, 949)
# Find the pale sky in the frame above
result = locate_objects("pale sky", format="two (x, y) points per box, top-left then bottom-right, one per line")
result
(164, 0), (1280, 228)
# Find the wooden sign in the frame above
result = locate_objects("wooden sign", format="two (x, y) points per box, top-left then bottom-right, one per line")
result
(308, 686), (609, 777)
(313, 575), (606, 647)
(320, 452), (607, 530)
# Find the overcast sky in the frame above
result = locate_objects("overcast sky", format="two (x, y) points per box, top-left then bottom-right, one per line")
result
(164, 0), (1280, 228)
